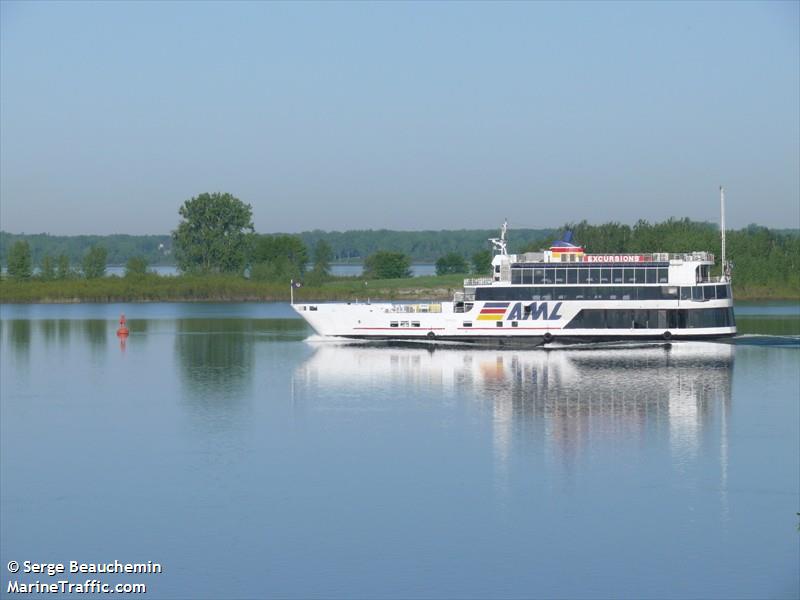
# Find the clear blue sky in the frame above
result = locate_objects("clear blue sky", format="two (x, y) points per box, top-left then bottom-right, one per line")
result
(1, 1), (798, 235)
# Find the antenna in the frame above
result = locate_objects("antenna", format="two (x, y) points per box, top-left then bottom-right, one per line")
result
(720, 186), (726, 280)
(489, 220), (508, 256)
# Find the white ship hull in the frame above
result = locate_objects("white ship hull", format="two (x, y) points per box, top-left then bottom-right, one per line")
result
(293, 298), (736, 345)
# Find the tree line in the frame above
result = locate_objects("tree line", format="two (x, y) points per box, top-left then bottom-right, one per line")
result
(2, 192), (798, 294)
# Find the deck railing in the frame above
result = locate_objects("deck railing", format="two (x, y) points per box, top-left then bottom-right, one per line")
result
(463, 277), (493, 286)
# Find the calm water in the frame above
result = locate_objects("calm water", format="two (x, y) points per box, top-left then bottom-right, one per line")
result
(1, 303), (798, 599)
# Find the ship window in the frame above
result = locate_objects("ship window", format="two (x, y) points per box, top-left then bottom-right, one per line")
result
(704, 285), (716, 300)
(716, 284), (729, 299)
(512, 270), (522, 285)
(567, 269), (578, 284)
(681, 287), (691, 300)
(646, 268), (657, 284)
(512, 321), (518, 327)
(638, 286), (660, 300)
(310, 306), (318, 311)
(663, 286), (679, 299)
(601, 268), (612, 283)
(635, 269), (646, 283)
(658, 268), (669, 283)
(495, 265), (500, 273)
(411, 321), (420, 327)
(613, 268), (623, 283)
(578, 269), (589, 284)
(400, 321), (409, 327)
(533, 269), (544, 284)
(496, 321), (503, 327)
(462, 321), (472, 327)
(555, 269), (566, 283)
(624, 268), (635, 283)
(390, 321), (398, 327)
(523, 269), (533, 284)
(692, 287), (703, 301)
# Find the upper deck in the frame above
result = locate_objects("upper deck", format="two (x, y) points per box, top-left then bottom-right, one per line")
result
(464, 226), (728, 291)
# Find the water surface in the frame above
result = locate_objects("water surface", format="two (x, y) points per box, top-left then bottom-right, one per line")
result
(1, 303), (797, 598)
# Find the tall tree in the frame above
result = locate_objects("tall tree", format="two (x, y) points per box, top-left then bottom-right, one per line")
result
(471, 249), (493, 275)
(435, 252), (468, 275)
(82, 246), (108, 279)
(312, 239), (333, 276)
(56, 254), (71, 279)
(250, 235), (308, 281)
(125, 256), (149, 277)
(363, 251), (411, 279)
(40, 255), (55, 280)
(7, 241), (32, 280)
(172, 192), (254, 273)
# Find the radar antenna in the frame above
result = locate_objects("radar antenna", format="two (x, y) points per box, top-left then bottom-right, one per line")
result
(489, 219), (508, 256)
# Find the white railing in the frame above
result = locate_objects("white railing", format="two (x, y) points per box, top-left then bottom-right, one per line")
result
(463, 277), (493, 286)
(669, 252), (715, 263)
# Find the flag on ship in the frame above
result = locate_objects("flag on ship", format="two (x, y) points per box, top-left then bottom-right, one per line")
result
(477, 302), (509, 321)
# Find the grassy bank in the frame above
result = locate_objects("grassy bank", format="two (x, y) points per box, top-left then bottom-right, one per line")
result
(0, 274), (467, 303)
(1, 273), (798, 304)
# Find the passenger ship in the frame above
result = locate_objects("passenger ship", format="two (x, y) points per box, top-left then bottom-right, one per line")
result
(293, 222), (736, 345)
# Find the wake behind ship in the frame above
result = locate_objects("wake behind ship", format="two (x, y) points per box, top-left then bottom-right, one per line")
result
(293, 221), (736, 346)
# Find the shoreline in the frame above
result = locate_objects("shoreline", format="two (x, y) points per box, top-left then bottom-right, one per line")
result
(1, 274), (797, 305)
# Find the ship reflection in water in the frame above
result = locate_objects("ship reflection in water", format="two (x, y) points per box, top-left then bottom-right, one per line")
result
(293, 341), (734, 474)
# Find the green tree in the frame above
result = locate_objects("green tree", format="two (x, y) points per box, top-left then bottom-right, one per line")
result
(172, 192), (254, 273)
(7, 241), (33, 280)
(40, 255), (56, 280)
(125, 256), (149, 277)
(312, 240), (333, 276)
(435, 252), (468, 275)
(471, 249), (493, 274)
(56, 254), (71, 279)
(82, 246), (108, 279)
(363, 251), (411, 279)
(252, 235), (308, 271)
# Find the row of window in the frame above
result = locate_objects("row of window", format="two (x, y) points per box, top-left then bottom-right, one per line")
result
(389, 321), (422, 328)
(564, 307), (735, 330)
(475, 284), (731, 302)
(510, 266), (670, 285)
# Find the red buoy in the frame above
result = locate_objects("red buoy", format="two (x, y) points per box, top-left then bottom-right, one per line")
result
(116, 313), (129, 337)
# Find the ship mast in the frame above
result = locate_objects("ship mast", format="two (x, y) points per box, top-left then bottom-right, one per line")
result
(720, 186), (727, 281)
(489, 219), (508, 256)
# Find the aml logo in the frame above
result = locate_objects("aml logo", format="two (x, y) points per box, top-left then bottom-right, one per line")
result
(507, 302), (563, 321)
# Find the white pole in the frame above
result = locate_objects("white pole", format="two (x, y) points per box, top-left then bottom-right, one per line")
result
(290, 280), (294, 305)
(720, 186), (726, 279)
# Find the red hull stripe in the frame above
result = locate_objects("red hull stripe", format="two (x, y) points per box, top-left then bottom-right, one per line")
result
(352, 327), (446, 331)
(458, 327), (560, 331)
(478, 309), (506, 314)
